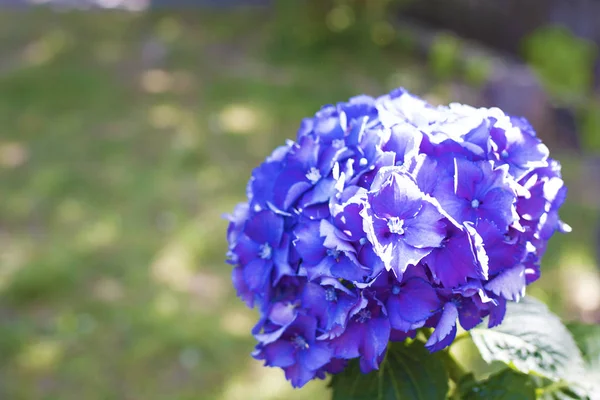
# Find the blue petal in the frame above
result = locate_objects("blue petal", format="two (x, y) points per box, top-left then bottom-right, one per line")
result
(273, 169), (312, 210)
(294, 222), (326, 264)
(262, 341), (296, 368)
(243, 258), (272, 291)
(244, 210), (284, 247)
(360, 316), (391, 372)
(330, 255), (368, 282)
(300, 178), (337, 207)
(285, 363), (319, 388)
(232, 266), (254, 308)
(233, 235), (261, 265)
(320, 219), (355, 253)
(331, 323), (363, 360)
(269, 302), (298, 327)
(299, 342), (332, 371)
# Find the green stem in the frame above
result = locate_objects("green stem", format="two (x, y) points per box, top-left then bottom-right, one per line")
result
(443, 353), (467, 384)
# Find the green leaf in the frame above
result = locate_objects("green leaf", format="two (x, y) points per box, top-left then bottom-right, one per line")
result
(459, 369), (536, 400)
(534, 378), (591, 400)
(330, 339), (448, 400)
(470, 297), (597, 399)
(470, 297), (584, 382)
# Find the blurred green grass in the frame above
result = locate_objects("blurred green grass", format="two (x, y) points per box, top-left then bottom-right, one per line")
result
(0, 8), (597, 400)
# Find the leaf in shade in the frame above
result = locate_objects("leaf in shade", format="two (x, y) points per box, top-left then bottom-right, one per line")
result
(330, 339), (448, 400)
(458, 369), (536, 400)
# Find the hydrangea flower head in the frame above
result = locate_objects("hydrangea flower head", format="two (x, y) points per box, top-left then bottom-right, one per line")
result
(225, 88), (569, 387)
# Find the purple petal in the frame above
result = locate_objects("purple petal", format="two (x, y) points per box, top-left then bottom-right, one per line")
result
(320, 219), (355, 253)
(388, 278), (441, 330)
(255, 325), (288, 345)
(369, 172), (423, 219)
(340, 95), (377, 121)
(383, 123), (422, 162)
(249, 161), (282, 206)
(414, 155), (448, 195)
(433, 179), (471, 224)
(454, 158), (482, 200)
(488, 296), (506, 328)
(479, 187), (516, 230)
(332, 201), (365, 241)
(484, 264), (526, 301)
(302, 203), (331, 220)
(403, 201), (446, 249)
(357, 244), (386, 280)
(463, 119), (491, 154)
(425, 228), (485, 287)
(477, 221), (525, 276)
(273, 234), (294, 283)
(388, 239), (432, 278)
(302, 257), (335, 281)
(457, 298), (482, 330)
(389, 329), (417, 342)
(425, 302), (458, 352)
(327, 294), (359, 333)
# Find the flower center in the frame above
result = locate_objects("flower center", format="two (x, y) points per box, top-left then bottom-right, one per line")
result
(387, 217), (405, 235)
(325, 288), (337, 302)
(392, 285), (401, 295)
(259, 243), (272, 260)
(471, 199), (480, 209)
(332, 139), (345, 149)
(356, 309), (372, 323)
(501, 150), (509, 158)
(305, 167), (321, 184)
(359, 158), (368, 167)
(326, 248), (341, 260)
(292, 335), (309, 349)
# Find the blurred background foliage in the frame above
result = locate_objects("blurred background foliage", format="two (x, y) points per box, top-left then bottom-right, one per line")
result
(0, 0), (598, 399)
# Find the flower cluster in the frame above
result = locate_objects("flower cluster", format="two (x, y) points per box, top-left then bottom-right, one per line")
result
(225, 88), (569, 387)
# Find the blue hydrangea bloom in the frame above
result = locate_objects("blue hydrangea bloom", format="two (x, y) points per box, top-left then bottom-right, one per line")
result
(225, 88), (570, 388)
